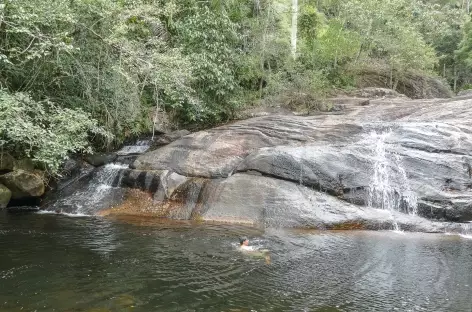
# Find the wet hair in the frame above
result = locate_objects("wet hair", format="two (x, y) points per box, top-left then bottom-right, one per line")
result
(239, 237), (248, 245)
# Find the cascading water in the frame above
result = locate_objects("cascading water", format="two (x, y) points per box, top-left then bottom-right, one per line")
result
(460, 223), (472, 239)
(48, 163), (128, 215)
(117, 140), (151, 155)
(367, 130), (418, 231)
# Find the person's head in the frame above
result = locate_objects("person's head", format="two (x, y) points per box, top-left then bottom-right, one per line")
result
(239, 237), (249, 246)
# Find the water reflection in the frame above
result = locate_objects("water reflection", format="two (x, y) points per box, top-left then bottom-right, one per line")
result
(1, 213), (472, 311)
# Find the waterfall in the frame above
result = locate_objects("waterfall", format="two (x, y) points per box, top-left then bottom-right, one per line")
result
(48, 163), (128, 215)
(44, 138), (154, 216)
(117, 140), (151, 156)
(367, 130), (417, 231)
(460, 223), (472, 239)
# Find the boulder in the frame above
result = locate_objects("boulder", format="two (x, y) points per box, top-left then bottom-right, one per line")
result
(152, 130), (191, 147)
(153, 171), (189, 202)
(0, 184), (12, 208)
(0, 152), (15, 173)
(85, 152), (117, 167)
(0, 170), (45, 199)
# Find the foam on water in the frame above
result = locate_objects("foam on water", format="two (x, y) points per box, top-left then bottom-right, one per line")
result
(36, 210), (90, 218)
(392, 230), (406, 235)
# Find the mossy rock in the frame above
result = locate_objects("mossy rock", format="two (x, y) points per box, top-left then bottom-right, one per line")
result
(14, 158), (35, 171)
(0, 170), (45, 199)
(0, 184), (12, 208)
(0, 153), (15, 172)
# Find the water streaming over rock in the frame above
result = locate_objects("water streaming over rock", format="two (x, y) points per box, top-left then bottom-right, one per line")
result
(460, 223), (472, 238)
(44, 139), (158, 215)
(117, 140), (151, 156)
(47, 163), (128, 215)
(367, 130), (418, 231)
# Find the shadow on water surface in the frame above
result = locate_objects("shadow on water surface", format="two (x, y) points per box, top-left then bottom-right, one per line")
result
(1, 212), (472, 312)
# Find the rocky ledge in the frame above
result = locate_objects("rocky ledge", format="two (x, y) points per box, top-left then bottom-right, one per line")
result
(44, 92), (472, 233)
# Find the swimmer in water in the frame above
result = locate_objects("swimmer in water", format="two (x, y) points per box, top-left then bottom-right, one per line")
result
(239, 237), (252, 251)
(238, 237), (271, 264)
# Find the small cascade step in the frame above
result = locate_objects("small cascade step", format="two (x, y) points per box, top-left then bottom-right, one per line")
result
(117, 140), (151, 156)
(367, 130), (418, 231)
(44, 163), (129, 215)
(460, 223), (472, 238)
(43, 138), (159, 215)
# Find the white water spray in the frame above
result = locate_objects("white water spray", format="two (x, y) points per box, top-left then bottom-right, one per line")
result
(367, 130), (418, 231)
(117, 140), (151, 155)
(460, 223), (472, 239)
(49, 163), (128, 215)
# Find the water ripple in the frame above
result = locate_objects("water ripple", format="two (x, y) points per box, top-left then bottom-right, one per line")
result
(1, 214), (472, 311)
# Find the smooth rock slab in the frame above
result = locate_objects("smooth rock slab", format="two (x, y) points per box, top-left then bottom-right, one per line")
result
(133, 116), (364, 177)
(192, 174), (461, 232)
(234, 121), (472, 222)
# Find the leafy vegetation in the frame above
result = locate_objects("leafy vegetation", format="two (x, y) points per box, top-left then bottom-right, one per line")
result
(0, 0), (471, 174)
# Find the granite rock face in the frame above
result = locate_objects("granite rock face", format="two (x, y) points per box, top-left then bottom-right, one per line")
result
(130, 95), (472, 228)
(45, 94), (472, 232)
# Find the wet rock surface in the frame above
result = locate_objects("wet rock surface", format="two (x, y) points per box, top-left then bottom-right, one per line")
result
(85, 152), (118, 167)
(45, 94), (472, 232)
(0, 184), (12, 208)
(128, 95), (472, 229)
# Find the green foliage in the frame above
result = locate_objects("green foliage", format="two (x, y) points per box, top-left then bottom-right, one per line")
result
(457, 21), (472, 68)
(176, 5), (242, 123)
(0, 90), (111, 174)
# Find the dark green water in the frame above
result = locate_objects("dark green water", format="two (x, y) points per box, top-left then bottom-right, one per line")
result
(1, 212), (472, 312)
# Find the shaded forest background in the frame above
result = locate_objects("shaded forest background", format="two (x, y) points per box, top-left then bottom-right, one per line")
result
(1, 0), (472, 174)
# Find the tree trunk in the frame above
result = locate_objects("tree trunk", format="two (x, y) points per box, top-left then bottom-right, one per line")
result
(152, 92), (159, 141)
(291, 0), (298, 59)
(453, 65), (457, 93)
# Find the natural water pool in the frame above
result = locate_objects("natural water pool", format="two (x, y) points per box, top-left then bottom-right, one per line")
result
(1, 212), (472, 312)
